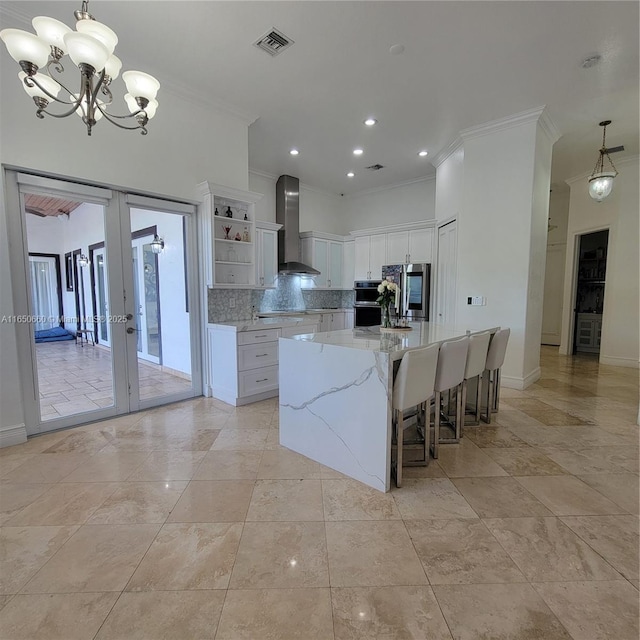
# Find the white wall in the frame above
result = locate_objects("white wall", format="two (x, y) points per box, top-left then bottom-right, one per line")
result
(434, 145), (464, 223)
(1, 51), (251, 434)
(249, 172), (276, 223)
(344, 178), (436, 231)
(560, 157), (639, 367)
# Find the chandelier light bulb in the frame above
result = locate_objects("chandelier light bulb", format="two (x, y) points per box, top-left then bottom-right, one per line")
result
(32, 16), (72, 53)
(64, 31), (109, 71)
(104, 54), (122, 81)
(75, 19), (118, 57)
(122, 70), (160, 102)
(124, 93), (158, 119)
(587, 120), (618, 203)
(0, 28), (50, 69)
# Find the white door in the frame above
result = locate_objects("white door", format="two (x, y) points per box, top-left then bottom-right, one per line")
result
(92, 246), (111, 347)
(435, 220), (457, 324)
(541, 243), (566, 345)
(131, 236), (160, 364)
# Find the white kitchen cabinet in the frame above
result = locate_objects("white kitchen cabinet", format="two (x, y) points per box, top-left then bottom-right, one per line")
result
(342, 240), (355, 288)
(196, 181), (263, 289)
(344, 309), (354, 329)
(255, 221), (281, 289)
(354, 234), (387, 280)
(280, 323), (319, 338)
(576, 314), (602, 353)
(300, 233), (344, 289)
(385, 228), (434, 264)
(329, 311), (345, 331)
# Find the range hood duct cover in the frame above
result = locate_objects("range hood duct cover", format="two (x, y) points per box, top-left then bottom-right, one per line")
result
(276, 175), (320, 276)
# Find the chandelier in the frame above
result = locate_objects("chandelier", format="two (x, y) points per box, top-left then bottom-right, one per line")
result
(588, 120), (618, 202)
(0, 1), (159, 136)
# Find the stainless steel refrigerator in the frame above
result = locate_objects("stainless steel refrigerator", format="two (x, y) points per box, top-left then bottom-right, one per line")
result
(381, 263), (431, 321)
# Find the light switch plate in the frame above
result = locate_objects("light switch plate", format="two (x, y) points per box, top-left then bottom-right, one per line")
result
(467, 296), (485, 306)
(229, 297), (236, 308)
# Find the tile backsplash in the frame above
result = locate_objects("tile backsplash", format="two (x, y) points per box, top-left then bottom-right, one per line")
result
(208, 276), (355, 323)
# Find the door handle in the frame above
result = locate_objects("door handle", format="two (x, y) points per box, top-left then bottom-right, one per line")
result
(126, 327), (135, 334)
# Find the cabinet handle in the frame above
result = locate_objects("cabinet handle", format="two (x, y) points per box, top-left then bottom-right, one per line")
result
(256, 378), (269, 383)
(254, 334), (267, 338)
(256, 353), (268, 357)
(328, 279), (331, 287)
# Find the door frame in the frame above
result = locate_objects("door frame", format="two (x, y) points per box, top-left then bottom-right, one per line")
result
(4, 170), (202, 435)
(28, 252), (64, 328)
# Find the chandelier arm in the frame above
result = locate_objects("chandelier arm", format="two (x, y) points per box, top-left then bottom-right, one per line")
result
(99, 83), (114, 107)
(95, 107), (148, 135)
(37, 91), (85, 119)
(23, 75), (78, 108)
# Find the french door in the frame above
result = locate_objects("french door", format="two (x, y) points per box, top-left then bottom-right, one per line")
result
(5, 171), (202, 435)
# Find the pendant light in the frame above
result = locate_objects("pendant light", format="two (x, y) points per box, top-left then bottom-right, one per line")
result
(588, 120), (618, 202)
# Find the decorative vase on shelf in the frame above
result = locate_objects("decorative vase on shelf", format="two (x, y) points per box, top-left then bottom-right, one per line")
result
(222, 225), (232, 240)
(225, 206), (233, 218)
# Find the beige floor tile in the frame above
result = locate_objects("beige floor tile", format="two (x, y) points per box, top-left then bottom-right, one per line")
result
(560, 515), (639, 580)
(224, 412), (273, 429)
(392, 478), (478, 519)
(193, 450), (263, 480)
(432, 583), (572, 640)
(61, 451), (150, 482)
(484, 517), (622, 582)
(40, 429), (115, 455)
(532, 580), (639, 640)
(326, 520), (427, 587)
(436, 442), (509, 477)
(2, 453), (92, 484)
(492, 408), (546, 429)
(167, 480), (254, 522)
(247, 479), (324, 521)
(126, 451), (207, 481)
(230, 521), (329, 589)
(215, 588), (334, 640)
(87, 481), (187, 524)
(257, 448), (323, 479)
(515, 475), (626, 515)
(322, 478), (401, 520)
(23, 524), (160, 593)
(451, 476), (553, 518)
(331, 586), (452, 640)
(401, 460), (448, 478)
(95, 590), (226, 640)
(0, 483), (51, 524)
(0, 525), (78, 594)
(482, 446), (570, 476)
(462, 426), (529, 448)
(543, 446), (637, 475)
(210, 428), (268, 451)
(126, 522), (242, 591)
(6, 482), (119, 526)
(0, 592), (119, 640)
(577, 473), (640, 514)
(0, 454), (36, 477)
(0, 595), (12, 610)
(406, 518), (526, 585)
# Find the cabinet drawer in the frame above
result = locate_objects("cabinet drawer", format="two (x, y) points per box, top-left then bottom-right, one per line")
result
(238, 328), (280, 345)
(238, 342), (278, 371)
(239, 365), (279, 397)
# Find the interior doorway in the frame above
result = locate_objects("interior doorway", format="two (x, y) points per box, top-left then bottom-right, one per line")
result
(573, 229), (609, 355)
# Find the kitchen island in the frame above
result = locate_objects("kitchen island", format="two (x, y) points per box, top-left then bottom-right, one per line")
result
(279, 322), (497, 492)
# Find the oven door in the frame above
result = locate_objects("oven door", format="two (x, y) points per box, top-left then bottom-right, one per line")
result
(354, 305), (381, 327)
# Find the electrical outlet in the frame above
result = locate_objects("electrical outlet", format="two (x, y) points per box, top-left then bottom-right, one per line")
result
(229, 297), (236, 308)
(467, 296), (485, 306)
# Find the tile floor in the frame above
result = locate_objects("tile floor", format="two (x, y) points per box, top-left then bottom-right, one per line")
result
(36, 341), (193, 420)
(0, 346), (638, 639)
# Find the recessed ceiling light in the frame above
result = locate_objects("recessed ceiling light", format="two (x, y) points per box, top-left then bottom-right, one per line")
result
(289, 148), (299, 156)
(353, 148), (364, 156)
(418, 150), (428, 157)
(346, 171), (355, 178)
(364, 118), (377, 126)
(389, 44), (405, 55)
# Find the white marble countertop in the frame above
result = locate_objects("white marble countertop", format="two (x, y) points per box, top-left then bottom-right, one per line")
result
(257, 308), (353, 317)
(208, 316), (320, 332)
(285, 322), (498, 356)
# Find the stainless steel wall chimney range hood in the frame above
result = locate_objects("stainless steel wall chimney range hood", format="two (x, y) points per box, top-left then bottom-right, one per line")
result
(276, 175), (320, 276)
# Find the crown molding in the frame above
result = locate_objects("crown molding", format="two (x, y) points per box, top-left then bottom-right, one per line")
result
(344, 174), (436, 199)
(299, 231), (349, 242)
(460, 106), (549, 142)
(195, 181), (263, 203)
(431, 137), (464, 169)
(565, 154), (639, 186)
(255, 220), (282, 231)
(349, 220), (436, 237)
(249, 168), (279, 181)
(538, 109), (562, 144)
(248, 169), (340, 199)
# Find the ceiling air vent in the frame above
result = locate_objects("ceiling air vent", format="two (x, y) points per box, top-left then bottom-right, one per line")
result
(254, 28), (294, 56)
(365, 164), (385, 171)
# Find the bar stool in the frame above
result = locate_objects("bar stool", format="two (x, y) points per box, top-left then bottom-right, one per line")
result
(432, 336), (469, 459)
(481, 328), (510, 424)
(392, 344), (439, 488)
(461, 331), (492, 427)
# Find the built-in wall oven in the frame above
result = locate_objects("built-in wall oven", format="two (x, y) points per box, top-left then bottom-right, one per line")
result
(354, 280), (382, 327)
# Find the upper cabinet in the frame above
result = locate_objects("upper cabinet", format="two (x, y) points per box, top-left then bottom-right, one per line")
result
(255, 221), (282, 289)
(197, 182), (263, 288)
(354, 234), (387, 280)
(300, 232), (346, 289)
(352, 222), (436, 278)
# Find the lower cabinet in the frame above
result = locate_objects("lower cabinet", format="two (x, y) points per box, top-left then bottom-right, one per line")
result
(575, 313), (602, 353)
(208, 323), (318, 405)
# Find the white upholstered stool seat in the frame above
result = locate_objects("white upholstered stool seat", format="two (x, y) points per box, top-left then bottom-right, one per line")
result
(481, 328), (510, 424)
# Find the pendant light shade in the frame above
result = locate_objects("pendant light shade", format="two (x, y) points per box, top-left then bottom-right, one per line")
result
(150, 235), (165, 254)
(32, 16), (72, 53)
(18, 71), (61, 100)
(122, 70), (161, 102)
(588, 120), (618, 203)
(0, 28), (50, 68)
(104, 54), (122, 80)
(75, 19), (117, 56)
(63, 31), (110, 71)
(124, 93), (158, 119)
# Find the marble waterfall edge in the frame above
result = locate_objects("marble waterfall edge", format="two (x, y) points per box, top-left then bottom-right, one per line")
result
(279, 338), (392, 491)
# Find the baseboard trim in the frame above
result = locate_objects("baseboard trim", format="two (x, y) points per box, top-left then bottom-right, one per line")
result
(501, 367), (541, 391)
(599, 355), (640, 369)
(0, 423), (27, 448)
